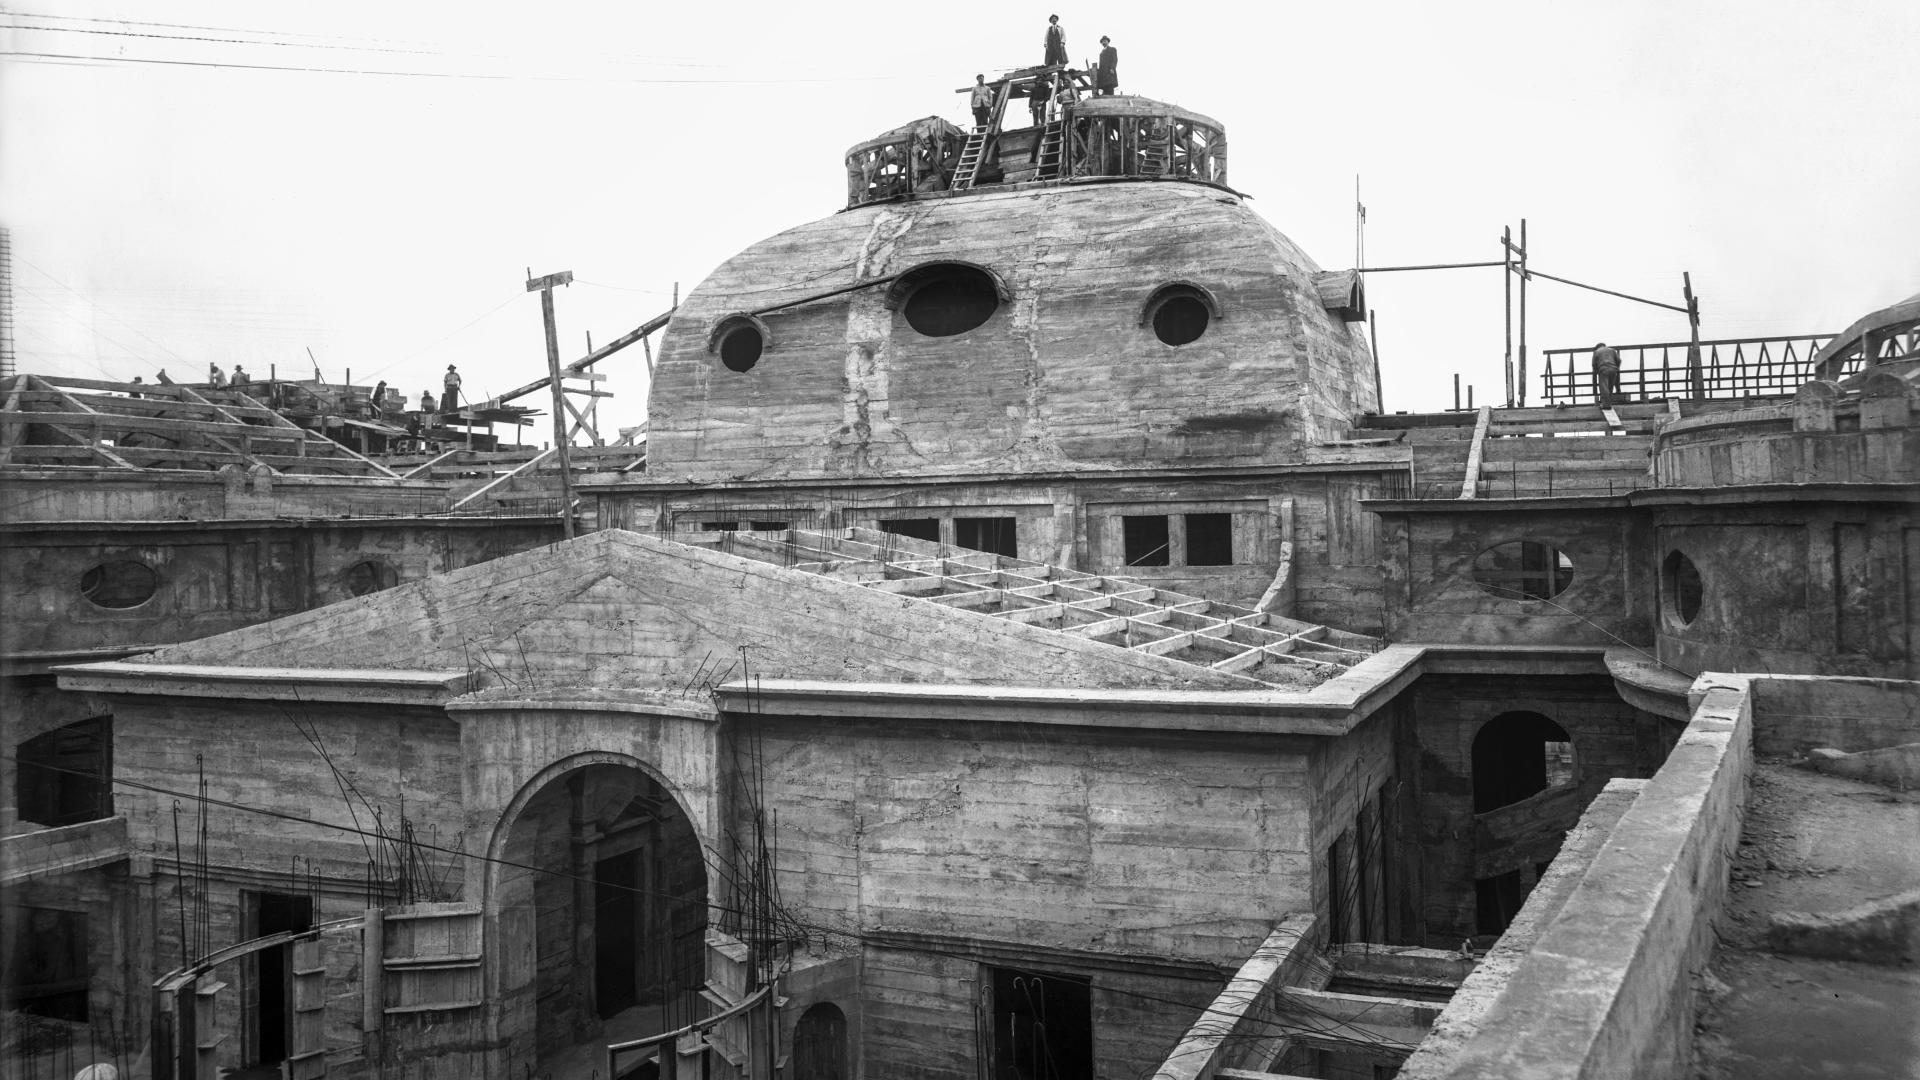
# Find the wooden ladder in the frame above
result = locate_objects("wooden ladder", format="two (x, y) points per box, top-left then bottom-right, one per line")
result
(952, 83), (1012, 191)
(1036, 119), (1066, 178)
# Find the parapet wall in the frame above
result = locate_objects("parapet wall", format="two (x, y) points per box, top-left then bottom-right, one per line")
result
(1397, 673), (1755, 1080)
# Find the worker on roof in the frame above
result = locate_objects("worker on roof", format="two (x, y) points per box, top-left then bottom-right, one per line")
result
(1043, 14), (1067, 67)
(231, 364), (248, 383)
(208, 362), (226, 388)
(420, 389), (436, 413)
(1096, 36), (1118, 96)
(1593, 342), (1622, 407)
(970, 74), (993, 130)
(1028, 73), (1050, 127)
(441, 364), (462, 413)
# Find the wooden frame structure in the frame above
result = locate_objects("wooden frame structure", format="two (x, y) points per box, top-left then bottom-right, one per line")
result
(692, 526), (1379, 689)
(0, 374), (399, 477)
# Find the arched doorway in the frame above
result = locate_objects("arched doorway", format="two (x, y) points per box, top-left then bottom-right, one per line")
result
(791, 1001), (849, 1080)
(1470, 712), (1577, 934)
(495, 761), (708, 1060)
(1470, 711), (1575, 813)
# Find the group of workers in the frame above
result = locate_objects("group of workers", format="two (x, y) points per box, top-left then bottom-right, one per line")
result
(125, 362), (468, 418)
(966, 15), (1120, 132)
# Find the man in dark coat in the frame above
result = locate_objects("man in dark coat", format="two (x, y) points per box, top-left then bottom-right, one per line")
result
(1592, 342), (1622, 406)
(1043, 15), (1067, 67)
(1096, 37), (1118, 95)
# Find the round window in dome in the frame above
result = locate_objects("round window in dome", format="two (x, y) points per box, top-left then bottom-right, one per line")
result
(895, 264), (1002, 337)
(1140, 282), (1221, 347)
(79, 560), (159, 609)
(707, 314), (772, 373)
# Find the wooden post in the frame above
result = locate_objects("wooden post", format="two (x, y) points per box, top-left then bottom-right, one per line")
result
(1517, 218), (1529, 407)
(1453, 373), (1461, 411)
(527, 270), (577, 539)
(1368, 309), (1382, 413)
(1503, 225), (1514, 406)
(1684, 272), (1704, 399)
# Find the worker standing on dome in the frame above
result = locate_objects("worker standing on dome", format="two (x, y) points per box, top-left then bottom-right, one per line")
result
(441, 364), (462, 413)
(1043, 15), (1067, 67)
(970, 74), (993, 129)
(1096, 36), (1118, 96)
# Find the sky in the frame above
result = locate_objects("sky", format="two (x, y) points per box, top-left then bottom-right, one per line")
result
(6, 0), (1918, 436)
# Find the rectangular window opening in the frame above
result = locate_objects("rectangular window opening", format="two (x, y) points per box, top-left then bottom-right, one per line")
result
(955, 516), (1018, 559)
(1121, 515), (1170, 566)
(16, 717), (112, 827)
(988, 966), (1093, 1080)
(3, 907), (89, 1022)
(879, 518), (941, 544)
(1184, 513), (1234, 566)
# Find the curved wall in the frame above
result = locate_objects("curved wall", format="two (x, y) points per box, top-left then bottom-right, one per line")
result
(646, 183), (1375, 482)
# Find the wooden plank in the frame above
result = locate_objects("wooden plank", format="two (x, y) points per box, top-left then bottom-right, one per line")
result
(449, 446), (556, 509)
(1459, 404), (1491, 499)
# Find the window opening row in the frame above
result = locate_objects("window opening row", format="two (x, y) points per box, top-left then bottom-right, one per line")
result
(1121, 512), (1233, 567)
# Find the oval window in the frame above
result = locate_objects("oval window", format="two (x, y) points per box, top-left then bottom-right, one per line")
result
(1471, 541), (1574, 601)
(1662, 550), (1702, 626)
(343, 560), (400, 597)
(79, 561), (159, 609)
(900, 267), (999, 337)
(718, 323), (764, 372)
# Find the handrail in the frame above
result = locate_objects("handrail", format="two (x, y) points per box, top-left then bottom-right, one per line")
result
(607, 983), (774, 1075)
(1541, 334), (1838, 404)
(154, 915), (364, 992)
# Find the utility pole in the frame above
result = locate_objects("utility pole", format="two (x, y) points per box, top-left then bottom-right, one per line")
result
(527, 269), (577, 539)
(1683, 272), (1704, 399)
(1502, 225), (1513, 407)
(1517, 220), (1529, 406)
(1501, 222), (1529, 406)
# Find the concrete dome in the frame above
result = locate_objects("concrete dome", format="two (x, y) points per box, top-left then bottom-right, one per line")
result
(647, 182), (1374, 481)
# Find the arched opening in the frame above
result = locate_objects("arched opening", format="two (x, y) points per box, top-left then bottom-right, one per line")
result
(1471, 711), (1575, 814)
(1471, 711), (1577, 935)
(1662, 549), (1703, 626)
(791, 1001), (849, 1080)
(497, 762), (707, 1061)
(888, 263), (1004, 337)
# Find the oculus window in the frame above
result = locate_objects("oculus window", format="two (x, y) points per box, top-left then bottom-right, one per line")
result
(79, 560), (158, 610)
(1470, 541), (1574, 601)
(1140, 282), (1221, 347)
(1662, 550), (1703, 626)
(889, 263), (1005, 337)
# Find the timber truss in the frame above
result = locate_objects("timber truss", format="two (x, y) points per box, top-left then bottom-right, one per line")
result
(697, 526), (1380, 690)
(0, 374), (399, 477)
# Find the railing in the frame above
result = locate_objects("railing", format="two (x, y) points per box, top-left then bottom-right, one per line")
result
(607, 983), (773, 1080)
(1541, 334), (1842, 404)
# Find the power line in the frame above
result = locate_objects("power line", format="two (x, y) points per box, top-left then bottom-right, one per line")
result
(2, 49), (913, 84)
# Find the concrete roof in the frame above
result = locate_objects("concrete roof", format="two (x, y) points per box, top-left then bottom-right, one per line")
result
(117, 528), (1286, 695)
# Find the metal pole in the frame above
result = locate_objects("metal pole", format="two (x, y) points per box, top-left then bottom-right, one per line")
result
(1453, 373), (1461, 411)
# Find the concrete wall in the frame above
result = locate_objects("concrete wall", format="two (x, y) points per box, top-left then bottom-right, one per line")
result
(1652, 501), (1917, 679)
(1, 519), (560, 661)
(646, 183), (1376, 483)
(1375, 507), (1653, 647)
(586, 466), (1399, 631)
(730, 710), (1328, 1079)
(1396, 675), (1754, 1079)
(0, 469), (452, 525)
(1406, 674), (1675, 942)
